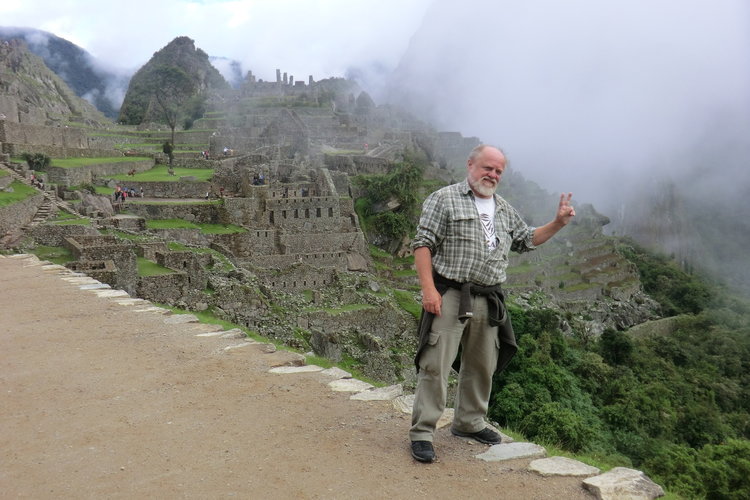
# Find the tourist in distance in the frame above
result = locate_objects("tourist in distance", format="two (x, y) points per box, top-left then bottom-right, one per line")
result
(409, 144), (576, 463)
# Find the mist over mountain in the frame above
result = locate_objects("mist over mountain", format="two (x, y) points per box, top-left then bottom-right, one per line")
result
(378, 0), (750, 294)
(0, 26), (130, 119)
(118, 36), (230, 126)
(209, 56), (244, 89)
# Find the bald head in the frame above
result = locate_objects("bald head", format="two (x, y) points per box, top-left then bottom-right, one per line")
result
(467, 145), (506, 198)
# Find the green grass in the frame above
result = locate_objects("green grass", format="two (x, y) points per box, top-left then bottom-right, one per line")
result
(0, 181), (37, 207)
(129, 199), (220, 205)
(198, 223), (246, 234)
(393, 269), (417, 278)
(137, 257), (175, 276)
(146, 219), (246, 234)
(51, 218), (91, 226)
(561, 282), (598, 292)
(506, 263), (535, 275)
(0, 169), (8, 178)
(51, 156), (152, 168)
(369, 244), (392, 259)
(111, 165), (213, 182)
(49, 211), (80, 221)
(393, 289), (421, 320)
(304, 304), (375, 315)
(30, 245), (75, 265)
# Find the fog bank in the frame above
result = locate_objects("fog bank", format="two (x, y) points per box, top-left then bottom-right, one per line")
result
(381, 0), (750, 217)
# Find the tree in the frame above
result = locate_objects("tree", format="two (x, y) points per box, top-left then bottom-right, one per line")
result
(162, 141), (174, 165)
(149, 65), (196, 146)
(21, 152), (50, 171)
(599, 328), (633, 366)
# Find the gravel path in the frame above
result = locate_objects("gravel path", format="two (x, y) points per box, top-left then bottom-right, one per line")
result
(0, 254), (593, 499)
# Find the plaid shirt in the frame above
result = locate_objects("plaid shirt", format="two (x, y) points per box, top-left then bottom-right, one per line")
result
(412, 179), (536, 286)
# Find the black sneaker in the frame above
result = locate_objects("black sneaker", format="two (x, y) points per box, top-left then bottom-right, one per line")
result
(451, 426), (502, 445)
(411, 440), (436, 463)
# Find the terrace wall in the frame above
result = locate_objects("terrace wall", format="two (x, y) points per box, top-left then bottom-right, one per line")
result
(46, 160), (154, 186)
(0, 191), (43, 235)
(119, 181), (212, 199)
(126, 202), (221, 223)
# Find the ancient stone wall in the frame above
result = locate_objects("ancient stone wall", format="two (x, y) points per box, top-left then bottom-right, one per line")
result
(0, 121), (122, 158)
(123, 202), (220, 223)
(46, 160), (153, 187)
(223, 197), (262, 226)
(265, 196), (341, 231)
(155, 250), (210, 290)
(252, 251), (348, 273)
(0, 191), (43, 235)
(119, 180), (212, 199)
(0, 98), (20, 123)
(280, 230), (365, 255)
(255, 265), (337, 292)
(214, 231), (276, 258)
(1, 142), (121, 158)
(0, 120), (87, 147)
(147, 228), (211, 247)
(66, 260), (118, 287)
(27, 222), (98, 246)
(0, 172), (13, 189)
(137, 273), (189, 304)
(138, 241), (169, 261)
(64, 235), (138, 294)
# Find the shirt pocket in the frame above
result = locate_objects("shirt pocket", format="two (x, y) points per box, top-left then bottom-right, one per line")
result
(447, 207), (478, 241)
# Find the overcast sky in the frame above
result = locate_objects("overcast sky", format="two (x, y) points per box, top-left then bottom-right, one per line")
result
(385, 0), (750, 214)
(0, 0), (432, 80)
(3, 0), (748, 214)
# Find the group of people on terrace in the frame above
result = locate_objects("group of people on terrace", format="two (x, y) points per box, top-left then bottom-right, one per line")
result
(29, 173), (44, 190)
(113, 186), (142, 202)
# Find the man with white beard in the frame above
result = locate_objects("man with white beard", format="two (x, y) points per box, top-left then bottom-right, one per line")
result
(409, 144), (576, 463)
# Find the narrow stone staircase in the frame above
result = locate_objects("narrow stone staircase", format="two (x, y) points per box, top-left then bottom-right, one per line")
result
(1, 161), (83, 248)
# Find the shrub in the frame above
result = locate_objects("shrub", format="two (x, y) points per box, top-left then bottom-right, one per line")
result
(520, 402), (594, 451)
(21, 152), (51, 171)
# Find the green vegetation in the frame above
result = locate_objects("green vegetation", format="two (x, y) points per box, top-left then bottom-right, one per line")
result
(21, 152), (51, 171)
(304, 304), (375, 315)
(51, 156), (152, 168)
(618, 240), (712, 315)
(136, 257), (175, 276)
(129, 200), (220, 206)
(353, 153), (427, 244)
(0, 181), (37, 207)
(30, 245), (74, 265)
(488, 249), (750, 499)
(393, 289), (421, 320)
(111, 165), (213, 182)
(51, 218), (90, 226)
(146, 219), (245, 234)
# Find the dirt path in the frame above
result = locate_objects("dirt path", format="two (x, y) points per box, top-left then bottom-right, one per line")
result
(0, 255), (593, 499)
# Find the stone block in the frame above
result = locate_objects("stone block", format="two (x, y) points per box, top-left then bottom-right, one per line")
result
(350, 384), (403, 401)
(583, 467), (665, 500)
(529, 456), (600, 477)
(475, 442), (546, 462)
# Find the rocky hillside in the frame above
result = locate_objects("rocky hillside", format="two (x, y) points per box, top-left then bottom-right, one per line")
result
(0, 39), (109, 126)
(0, 26), (125, 119)
(118, 36), (230, 126)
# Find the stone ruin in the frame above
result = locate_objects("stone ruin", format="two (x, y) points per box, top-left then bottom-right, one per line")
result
(0, 56), (659, 381)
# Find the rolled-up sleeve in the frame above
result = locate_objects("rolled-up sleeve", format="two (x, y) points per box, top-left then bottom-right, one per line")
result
(508, 205), (537, 254)
(411, 190), (446, 253)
